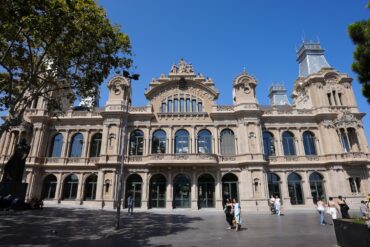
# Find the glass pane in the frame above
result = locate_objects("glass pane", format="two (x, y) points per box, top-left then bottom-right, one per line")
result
(70, 133), (84, 157)
(50, 134), (63, 157)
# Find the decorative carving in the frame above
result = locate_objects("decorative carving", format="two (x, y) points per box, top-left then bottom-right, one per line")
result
(217, 105), (234, 111)
(169, 59), (194, 75)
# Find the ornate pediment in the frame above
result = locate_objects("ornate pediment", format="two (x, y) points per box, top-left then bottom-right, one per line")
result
(323, 111), (362, 129)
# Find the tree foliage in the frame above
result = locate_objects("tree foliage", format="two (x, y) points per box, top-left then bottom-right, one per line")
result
(348, 2), (370, 103)
(0, 0), (132, 134)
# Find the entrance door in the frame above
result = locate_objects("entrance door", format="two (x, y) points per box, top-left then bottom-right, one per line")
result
(198, 174), (215, 208)
(173, 174), (191, 208)
(126, 174), (143, 208)
(222, 173), (239, 206)
(149, 174), (166, 208)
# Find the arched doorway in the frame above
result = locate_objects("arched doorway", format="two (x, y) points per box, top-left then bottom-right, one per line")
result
(149, 174), (166, 208)
(288, 172), (304, 205)
(267, 172), (280, 198)
(173, 174), (191, 208)
(198, 174), (215, 208)
(309, 172), (325, 203)
(84, 174), (97, 200)
(41, 174), (57, 200)
(62, 174), (79, 200)
(125, 174), (143, 208)
(222, 173), (238, 205)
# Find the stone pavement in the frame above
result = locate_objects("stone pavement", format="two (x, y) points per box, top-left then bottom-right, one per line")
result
(0, 206), (340, 247)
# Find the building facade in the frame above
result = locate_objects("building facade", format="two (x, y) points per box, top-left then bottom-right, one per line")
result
(0, 42), (369, 211)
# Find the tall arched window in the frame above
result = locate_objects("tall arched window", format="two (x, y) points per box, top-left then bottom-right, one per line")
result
(175, 129), (189, 154)
(69, 133), (84, 157)
(84, 174), (97, 200)
(129, 130), (144, 155)
(303, 131), (317, 155)
(288, 172), (303, 205)
(309, 172), (325, 203)
(220, 129), (235, 155)
(197, 129), (212, 154)
(50, 133), (63, 157)
(282, 131), (296, 156)
(62, 174), (79, 200)
(263, 131), (275, 157)
(152, 130), (166, 154)
(267, 173), (280, 198)
(41, 174), (57, 199)
(89, 133), (102, 157)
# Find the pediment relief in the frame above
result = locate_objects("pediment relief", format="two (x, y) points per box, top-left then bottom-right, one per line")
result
(233, 72), (257, 88)
(147, 80), (217, 103)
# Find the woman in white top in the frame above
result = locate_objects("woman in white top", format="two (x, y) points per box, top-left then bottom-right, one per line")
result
(327, 197), (338, 220)
(316, 197), (327, 225)
(274, 196), (281, 216)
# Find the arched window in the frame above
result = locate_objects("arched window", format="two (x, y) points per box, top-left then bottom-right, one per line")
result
(84, 174), (97, 200)
(309, 172), (325, 203)
(220, 129), (235, 155)
(50, 133), (63, 157)
(152, 130), (166, 154)
(263, 131), (275, 157)
(197, 129), (212, 154)
(288, 172), (303, 205)
(173, 174), (191, 208)
(69, 133), (84, 157)
(303, 131), (317, 155)
(175, 129), (189, 154)
(149, 174), (166, 208)
(267, 173), (280, 198)
(129, 130), (144, 155)
(62, 174), (79, 200)
(89, 133), (102, 157)
(41, 174), (57, 199)
(198, 174), (215, 208)
(347, 128), (360, 152)
(125, 174), (143, 208)
(222, 173), (238, 205)
(282, 131), (296, 156)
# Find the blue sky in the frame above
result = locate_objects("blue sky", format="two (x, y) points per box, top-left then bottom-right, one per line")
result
(97, 0), (370, 143)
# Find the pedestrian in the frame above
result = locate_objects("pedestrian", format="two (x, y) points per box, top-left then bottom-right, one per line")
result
(269, 195), (276, 214)
(316, 196), (327, 225)
(127, 194), (134, 215)
(327, 197), (338, 222)
(360, 200), (369, 219)
(337, 195), (350, 219)
(224, 198), (234, 229)
(274, 195), (281, 216)
(233, 198), (241, 231)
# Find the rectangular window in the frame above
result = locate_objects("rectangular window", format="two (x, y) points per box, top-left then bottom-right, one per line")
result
(349, 177), (361, 193)
(192, 100), (197, 112)
(198, 102), (203, 112)
(161, 103), (166, 112)
(338, 93), (343, 106)
(167, 100), (172, 112)
(174, 99), (178, 112)
(186, 99), (190, 112)
(180, 98), (184, 112)
(333, 91), (338, 106)
(327, 93), (332, 106)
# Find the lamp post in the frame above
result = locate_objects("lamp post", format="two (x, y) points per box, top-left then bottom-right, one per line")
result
(115, 71), (139, 230)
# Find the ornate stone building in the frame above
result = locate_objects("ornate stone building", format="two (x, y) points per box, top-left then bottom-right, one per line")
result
(0, 42), (369, 211)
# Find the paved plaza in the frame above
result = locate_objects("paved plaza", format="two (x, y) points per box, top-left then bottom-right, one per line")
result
(0, 206), (340, 247)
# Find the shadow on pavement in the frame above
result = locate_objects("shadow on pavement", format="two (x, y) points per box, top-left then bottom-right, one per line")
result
(0, 207), (203, 246)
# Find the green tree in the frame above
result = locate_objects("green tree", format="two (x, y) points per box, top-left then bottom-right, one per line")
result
(0, 0), (132, 135)
(348, 2), (370, 103)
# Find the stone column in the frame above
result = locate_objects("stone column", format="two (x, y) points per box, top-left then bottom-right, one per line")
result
(166, 168), (173, 209)
(55, 173), (63, 202)
(302, 171), (312, 206)
(274, 129), (282, 156)
(76, 173), (84, 202)
(62, 131), (71, 158)
(280, 171), (290, 207)
(101, 124), (109, 157)
(215, 170), (222, 209)
(96, 170), (104, 201)
(191, 169), (198, 210)
(141, 172), (149, 209)
(83, 130), (91, 158)
(296, 129), (304, 155)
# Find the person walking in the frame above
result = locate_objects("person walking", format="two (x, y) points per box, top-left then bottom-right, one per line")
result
(360, 200), (369, 219)
(274, 195), (281, 216)
(269, 195), (276, 214)
(233, 198), (241, 232)
(224, 198), (234, 229)
(337, 195), (350, 219)
(127, 194), (134, 215)
(316, 197), (327, 225)
(327, 197), (338, 222)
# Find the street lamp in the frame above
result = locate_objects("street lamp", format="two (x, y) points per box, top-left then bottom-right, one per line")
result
(115, 70), (139, 230)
